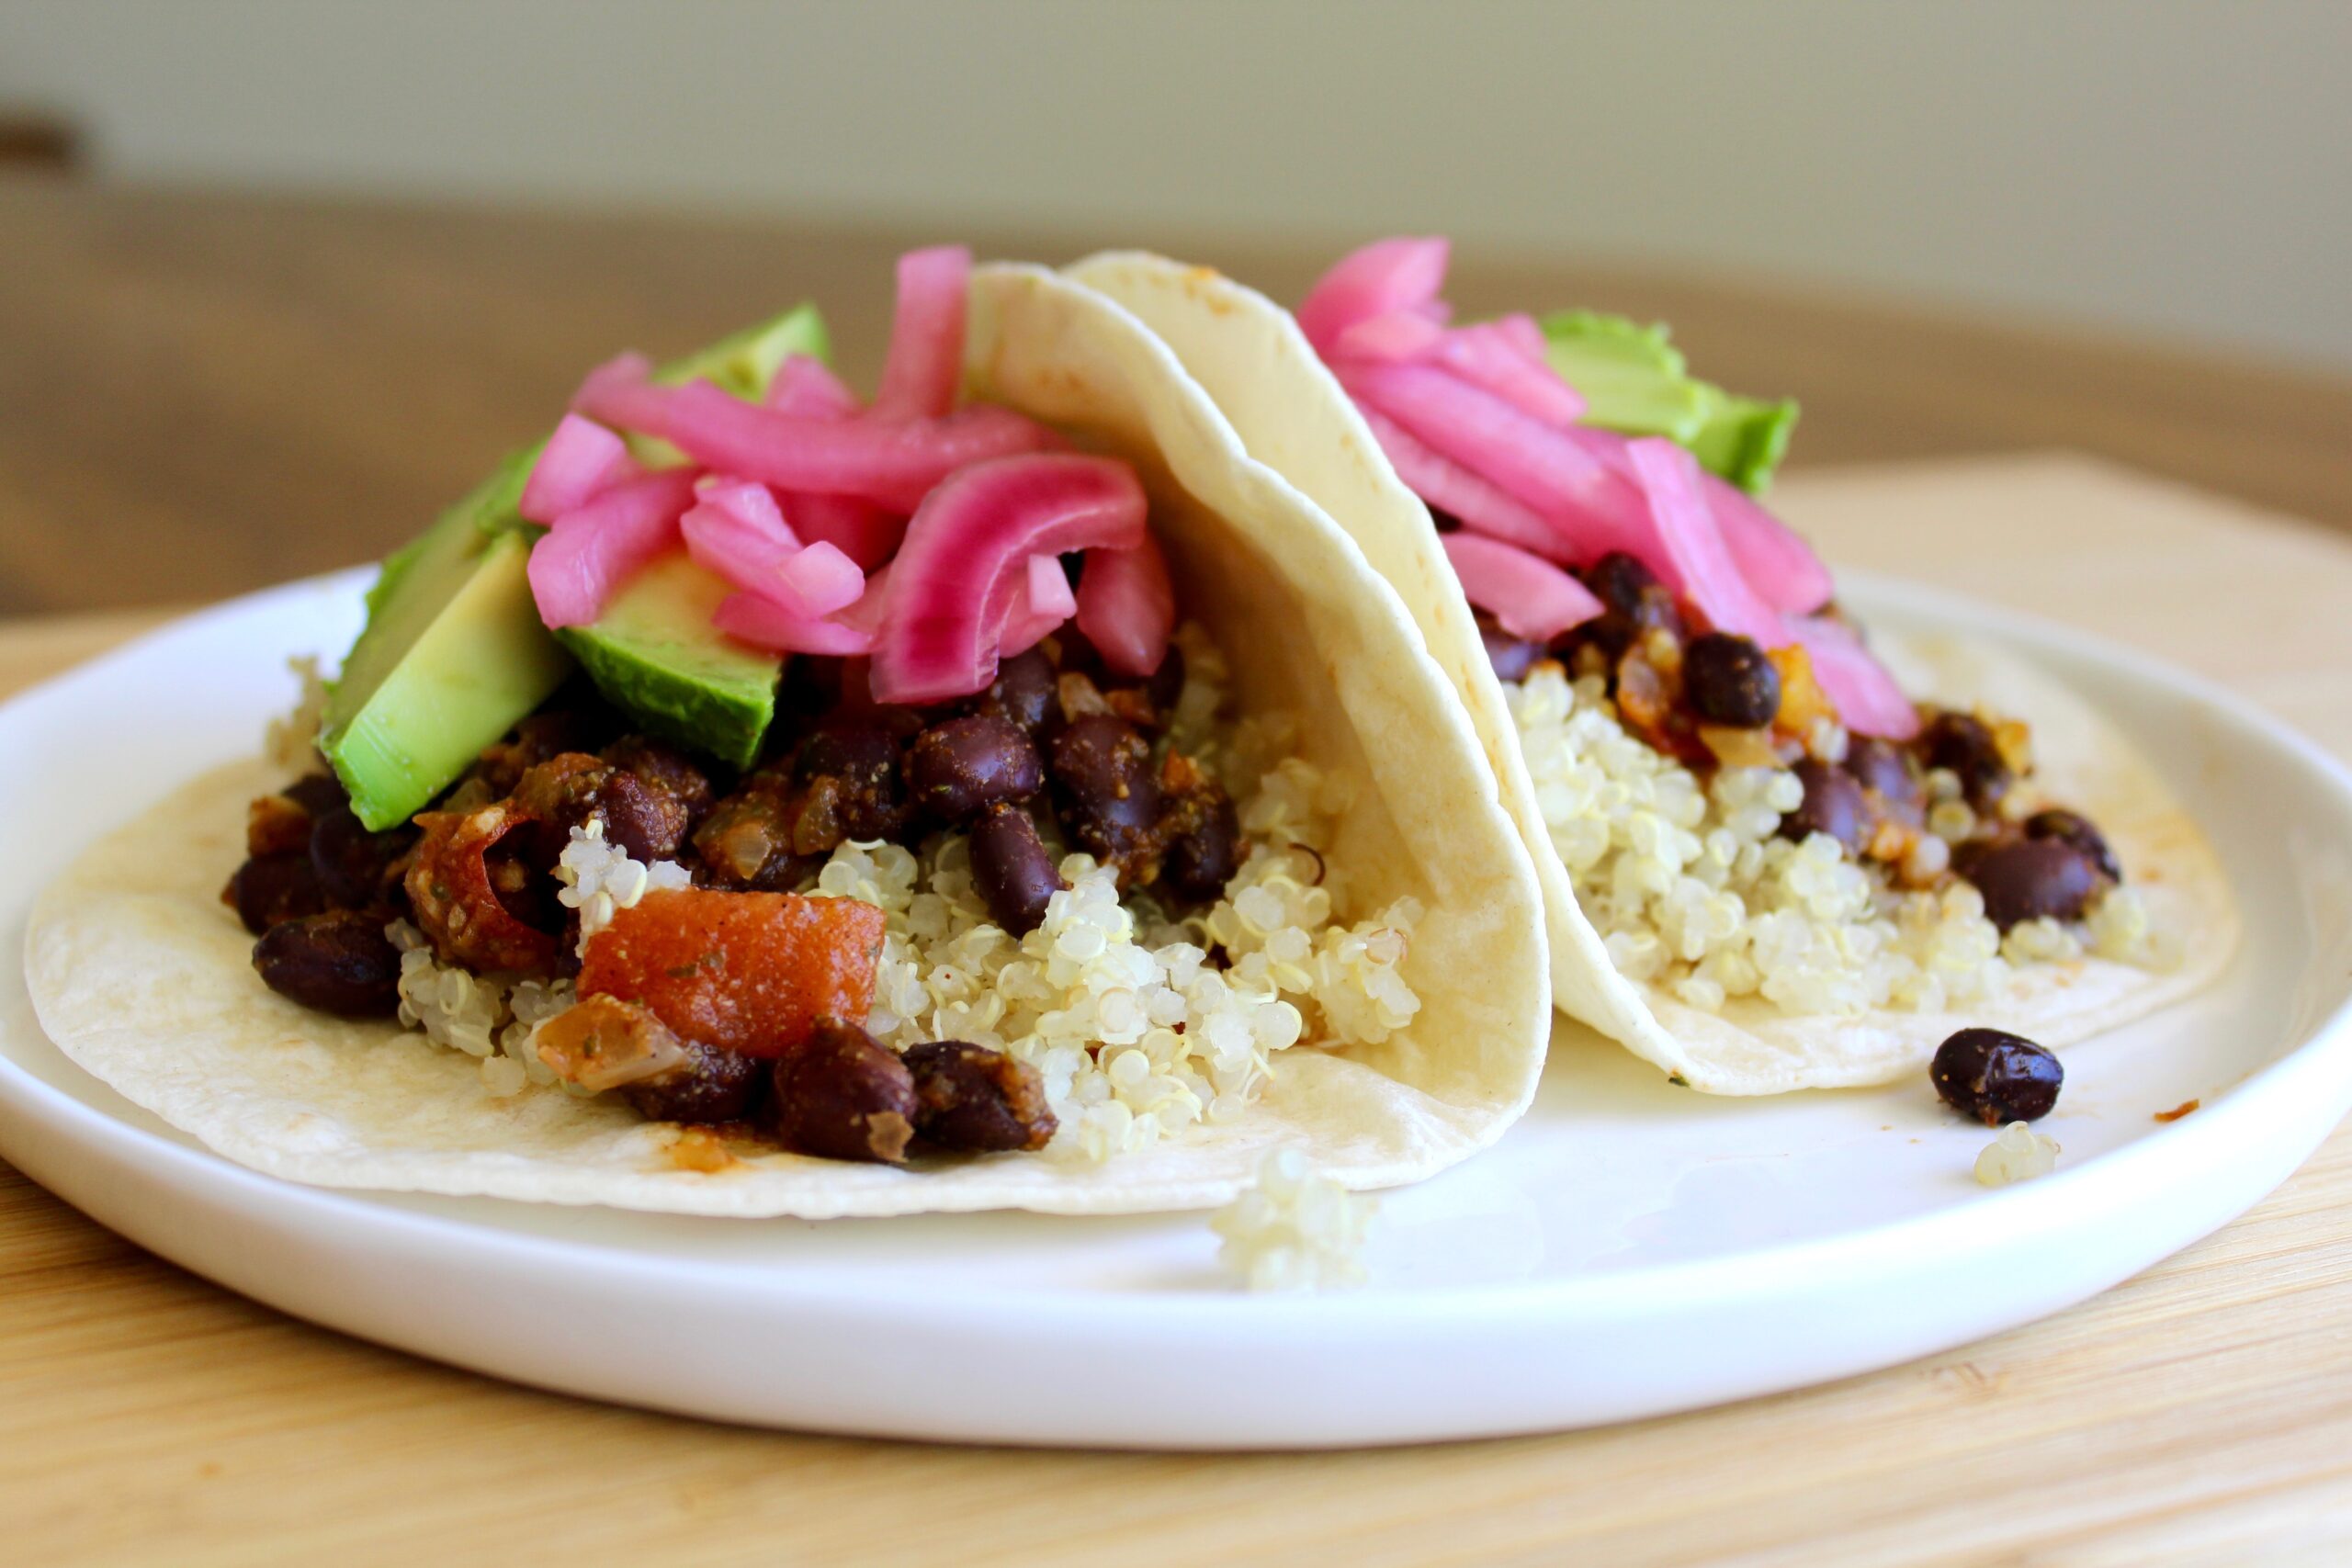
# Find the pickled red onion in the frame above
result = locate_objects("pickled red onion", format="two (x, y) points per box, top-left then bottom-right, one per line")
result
(577, 376), (1057, 512)
(872, 245), (971, 421)
(680, 481), (798, 592)
(712, 592), (879, 656)
(765, 354), (860, 416)
(1623, 438), (1787, 648)
(1354, 406), (1572, 561)
(1074, 536), (1175, 679)
(773, 541), (865, 620)
(764, 354), (907, 570)
(1442, 534), (1603, 641)
(1296, 237), (1450, 354)
(521, 414), (638, 525)
(1787, 615), (1920, 739)
(528, 468), (700, 628)
(571, 353), (669, 434)
(870, 455), (1148, 705)
(1332, 308), (1446, 362)
(1000, 555), (1078, 656)
(1702, 470), (1834, 615)
(1429, 318), (1586, 428)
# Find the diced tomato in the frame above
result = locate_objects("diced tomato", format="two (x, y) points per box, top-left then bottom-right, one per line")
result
(578, 888), (887, 1057)
(405, 802), (560, 973)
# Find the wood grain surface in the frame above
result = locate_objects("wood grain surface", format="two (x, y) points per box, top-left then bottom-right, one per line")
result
(7, 175), (2352, 1564)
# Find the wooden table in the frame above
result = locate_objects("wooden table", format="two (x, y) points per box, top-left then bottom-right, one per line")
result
(9, 182), (2352, 1565)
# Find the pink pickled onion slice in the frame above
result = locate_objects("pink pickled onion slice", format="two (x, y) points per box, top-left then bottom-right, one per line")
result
(571, 353), (670, 434)
(1490, 313), (1549, 360)
(762, 354), (907, 569)
(1297, 237), (1451, 355)
(1430, 318), (1587, 428)
(695, 475), (797, 538)
(712, 592), (878, 656)
(1073, 536), (1174, 679)
(787, 493), (905, 571)
(999, 556), (1078, 657)
(521, 414), (639, 525)
(1353, 407), (1571, 561)
(871, 455), (1148, 705)
(773, 540), (866, 620)
(1623, 437), (1787, 647)
(1702, 470), (1834, 615)
(836, 561), (895, 637)
(1787, 615), (1920, 739)
(872, 245), (971, 421)
(1331, 307), (1447, 362)
(528, 468), (699, 629)
(1341, 361), (1645, 544)
(765, 354), (860, 416)
(653, 380), (1057, 512)
(1442, 533), (1603, 641)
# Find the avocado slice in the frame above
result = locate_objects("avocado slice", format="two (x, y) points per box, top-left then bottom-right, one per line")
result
(322, 452), (573, 830)
(1540, 310), (1799, 492)
(556, 549), (778, 768)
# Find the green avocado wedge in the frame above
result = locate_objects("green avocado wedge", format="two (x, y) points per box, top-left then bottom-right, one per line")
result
(316, 304), (830, 824)
(1540, 310), (1798, 493)
(556, 549), (779, 769)
(321, 455), (573, 830)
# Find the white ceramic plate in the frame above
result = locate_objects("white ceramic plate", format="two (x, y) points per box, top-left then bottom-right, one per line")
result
(6, 569), (2351, 1450)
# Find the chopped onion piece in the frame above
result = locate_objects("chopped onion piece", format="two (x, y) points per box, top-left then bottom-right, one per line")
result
(765, 354), (860, 416)
(713, 592), (879, 656)
(1442, 534), (1603, 641)
(1702, 469), (1835, 615)
(1430, 317), (1586, 428)
(999, 555), (1078, 656)
(774, 540), (866, 620)
(1074, 536), (1175, 679)
(1354, 407), (1572, 561)
(570, 353), (668, 434)
(1296, 237), (1451, 354)
(1623, 437), (1788, 648)
(1788, 615), (1920, 739)
(528, 468), (700, 628)
(870, 455), (1148, 705)
(872, 245), (971, 420)
(521, 414), (638, 525)
(1331, 307), (1446, 362)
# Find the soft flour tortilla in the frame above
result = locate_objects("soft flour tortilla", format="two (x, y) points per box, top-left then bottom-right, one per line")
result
(24, 263), (1551, 1217)
(1069, 251), (2238, 1094)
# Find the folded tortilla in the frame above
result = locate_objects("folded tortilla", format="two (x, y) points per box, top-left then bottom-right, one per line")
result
(1069, 252), (2238, 1094)
(23, 263), (1552, 1216)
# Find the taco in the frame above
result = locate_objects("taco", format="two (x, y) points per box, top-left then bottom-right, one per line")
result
(1070, 242), (2236, 1094)
(25, 250), (1550, 1215)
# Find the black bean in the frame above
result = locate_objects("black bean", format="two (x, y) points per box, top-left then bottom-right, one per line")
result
(1684, 633), (1782, 728)
(622, 1042), (769, 1125)
(1480, 620), (1544, 683)
(1780, 760), (1871, 853)
(226, 852), (324, 934)
(973, 647), (1060, 740)
(794, 717), (911, 840)
(907, 715), (1045, 824)
(1964, 839), (2101, 931)
(904, 1042), (1057, 1153)
(252, 909), (401, 1017)
(1919, 712), (2012, 810)
(603, 735), (717, 822)
(1144, 644), (1188, 715)
(1159, 785), (1242, 904)
(771, 1021), (919, 1165)
(1576, 552), (1683, 656)
(1843, 736), (1919, 809)
(282, 773), (347, 818)
(1047, 715), (1160, 868)
(1931, 1027), (2064, 1125)
(310, 805), (413, 909)
(2026, 808), (2121, 883)
(970, 804), (1065, 935)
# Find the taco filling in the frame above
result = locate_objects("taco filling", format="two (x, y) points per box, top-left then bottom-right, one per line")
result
(227, 247), (1422, 1169)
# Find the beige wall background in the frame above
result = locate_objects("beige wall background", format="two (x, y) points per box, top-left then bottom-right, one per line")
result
(5, 0), (2346, 370)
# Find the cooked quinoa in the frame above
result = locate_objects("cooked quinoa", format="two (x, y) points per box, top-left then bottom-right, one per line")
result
(1210, 1146), (1375, 1291)
(1974, 1120), (2061, 1187)
(1507, 663), (2165, 1019)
